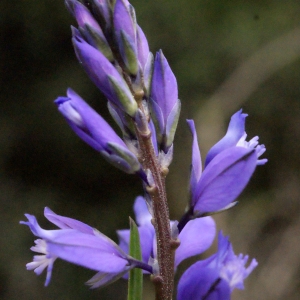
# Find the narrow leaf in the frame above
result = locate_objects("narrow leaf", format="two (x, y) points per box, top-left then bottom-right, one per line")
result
(127, 217), (143, 300)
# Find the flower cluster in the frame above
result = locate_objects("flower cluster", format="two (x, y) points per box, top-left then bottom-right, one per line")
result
(21, 0), (267, 299)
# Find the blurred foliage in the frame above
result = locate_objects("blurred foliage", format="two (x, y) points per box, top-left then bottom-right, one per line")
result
(1, 0), (300, 299)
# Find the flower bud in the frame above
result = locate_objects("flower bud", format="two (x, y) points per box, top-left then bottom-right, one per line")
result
(113, 0), (139, 75)
(150, 50), (180, 152)
(55, 89), (142, 175)
(72, 30), (138, 116)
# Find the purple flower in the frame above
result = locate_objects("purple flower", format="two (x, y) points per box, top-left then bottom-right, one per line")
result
(180, 112), (267, 225)
(150, 50), (181, 152)
(72, 29), (138, 116)
(55, 88), (143, 175)
(177, 232), (257, 300)
(20, 207), (152, 287)
(117, 196), (216, 270)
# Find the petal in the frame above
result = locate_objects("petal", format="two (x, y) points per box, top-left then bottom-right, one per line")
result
(20, 214), (64, 240)
(194, 147), (257, 213)
(143, 52), (154, 97)
(205, 109), (247, 166)
(113, 0), (138, 74)
(66, 89), (126, 148)
(164, 99), (181, 151)
(133, 196), (152, 226)
(114, 0), (136, 49)
(175, 217), (216, 267)
(92, 0), (111, 27)
(67, 0), (102, 31)
(151, 50), (178, 120)
(73, 31), (115, 100)
(217, 232), (258, 291)
(137, 25), (149, 69)
(21, 214), (123, 255)
(55, 89), (126, 152)
(44, 207), (94, 235)
(117, 224), (154, 265)
(47, 240), (128, 273)
(186, 119), (202, 205)
(177, 262), (230, 300)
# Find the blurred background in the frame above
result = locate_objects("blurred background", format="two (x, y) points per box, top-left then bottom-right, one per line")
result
(1, 0), (300, 299)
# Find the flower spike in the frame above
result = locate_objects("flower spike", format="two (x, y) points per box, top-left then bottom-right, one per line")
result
(21, 1), (266, 298)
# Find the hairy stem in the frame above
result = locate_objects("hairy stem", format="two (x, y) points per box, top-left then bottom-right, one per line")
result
(133, 93), (175, 300)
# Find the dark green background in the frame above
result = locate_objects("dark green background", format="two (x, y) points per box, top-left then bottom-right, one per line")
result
(1, 0), (300, 299)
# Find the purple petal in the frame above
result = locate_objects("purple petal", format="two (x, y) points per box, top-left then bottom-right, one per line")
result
(177, 262), (230, 300)
(217, 232), (258, 291)
(44, 207), (94, 235)
(50, 230), (124, 254)
(117, 224), (154, 265)
(137, 25), (149, 69)
(68, 0), (102, 31)
(143, 52), (154, 96)
(205, 109), (247, 166)
(114, 0), (136, 50)
(92, 0), (111, 28)
(175, 217), (216, 267)
(21, 214), (122, 255)
(194, 147), (257, 213)
(164, 98), (181, 150)
(47, 236), (127, 273)
(187, 119), (202, 205)
(133, 196), (152, 226)
(20, 214), (64, 240)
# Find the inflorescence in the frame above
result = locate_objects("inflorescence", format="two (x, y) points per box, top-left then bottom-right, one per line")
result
(20, 1), (267, 299)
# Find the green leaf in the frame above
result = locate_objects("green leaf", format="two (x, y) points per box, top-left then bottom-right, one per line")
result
(127, 217), (143, 300)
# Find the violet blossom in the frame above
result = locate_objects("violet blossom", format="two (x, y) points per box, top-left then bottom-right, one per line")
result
(178, 111), (267, 230)
(20, 207), (152, 287)
(177, 232), (258, 300)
